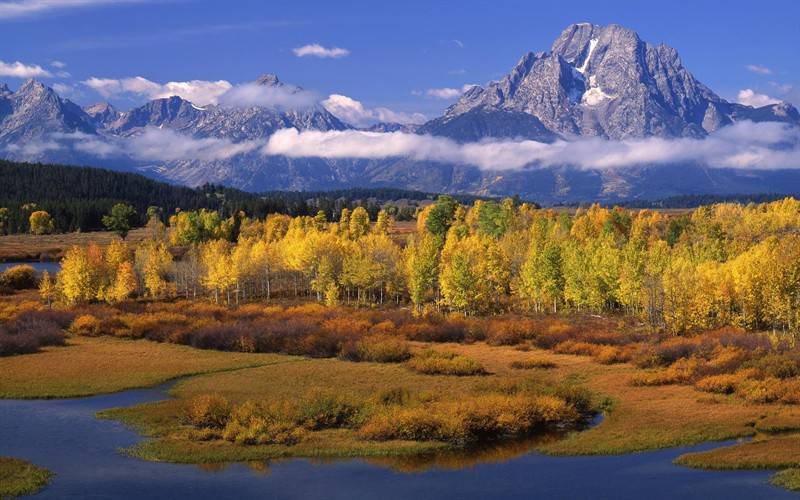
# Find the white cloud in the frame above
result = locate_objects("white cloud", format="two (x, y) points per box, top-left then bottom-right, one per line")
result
(83, 76), (232, 106)
(321, 94), (426, 126)
(262, 121), (800, 171)
(423, 84), (476, 99)
(4, 139), (62, 156)
(737, 88), (781, 107)
(17, 121), (800, 172)
(51, 82), (81, 98)
(0, 59), (52, 78)
(50, 60), (66, 69)
(0, 0), (150, 19)
(451, 39), (464, 48)
(55, 128), (260, 161)
(292, 44), (349, 59)
(745, 64), (773, 75)
(218, 82), (317, 109)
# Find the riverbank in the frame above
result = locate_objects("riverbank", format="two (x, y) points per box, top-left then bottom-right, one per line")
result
(4, 296), (800, 492)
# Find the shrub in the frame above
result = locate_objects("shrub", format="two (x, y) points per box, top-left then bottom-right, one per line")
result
(16, 309), (76, 329)
(553, 340), (602, 357)
(593, 345), (631, 365)
(510, 359), (557, 370)
(123, 312), (191, 341)
(779, 380), (800, 405)
(0, 313), (65, 356)
(359, 393), (579, 444)
(532, 320), (576, 349)
(295, 392), (363, 430)
(749, 354), (800, 379)
(68, 315), (103, 336)
(633, 337), (700, 369)
(486, 319), (536, 345)
(184, 394), (231, 429)
(343, 334), (411, 363)
(221, 401), (304, 446)
(398, 322), (439, 341)
(736, 378), (785, 403)
(0, 265), (37, 290)
(376, 387), (412, 406)
(406, 349), (486, 376)
(631, 358), (702, 386)
(695, 373), (744, 394)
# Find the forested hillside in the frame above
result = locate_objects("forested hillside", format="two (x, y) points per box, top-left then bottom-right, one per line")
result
(0, 161), (493, 234)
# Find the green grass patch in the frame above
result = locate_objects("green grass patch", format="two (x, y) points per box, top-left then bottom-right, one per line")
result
(0, 457), (52, 498)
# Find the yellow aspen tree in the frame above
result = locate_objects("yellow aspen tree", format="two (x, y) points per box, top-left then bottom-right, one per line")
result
(38, 270), (58, 307)
(375, 209), (393, 235)
(403, 233), (439, 313)
(136, 241), (173, 299)
(201, 240), (237, 304)
(349, 206), (370, 240)
(107, 261), (137, 303)
(58, 246), (95, 305)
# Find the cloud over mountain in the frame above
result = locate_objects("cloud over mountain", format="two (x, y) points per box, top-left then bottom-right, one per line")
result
(0, 60), (52, 78)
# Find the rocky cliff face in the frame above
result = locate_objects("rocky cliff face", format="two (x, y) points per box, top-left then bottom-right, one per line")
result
(442, 23), (795, 139)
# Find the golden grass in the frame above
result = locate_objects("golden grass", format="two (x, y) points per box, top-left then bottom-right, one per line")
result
(0, 457), (52, 498)
(675, 435), (800, 470)
(0, 336), (293, 398)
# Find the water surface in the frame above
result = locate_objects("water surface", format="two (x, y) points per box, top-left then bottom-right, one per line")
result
(0, 382), (795, 499)
(0, 261), (61, 274)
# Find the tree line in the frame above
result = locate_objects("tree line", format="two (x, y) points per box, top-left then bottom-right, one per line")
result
(0, 160), (496, 234)
(40, 195), (800, 335)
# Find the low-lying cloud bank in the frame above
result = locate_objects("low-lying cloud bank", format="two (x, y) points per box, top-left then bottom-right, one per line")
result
(6, 121), (800, 171)
(263, 121), (800, 171)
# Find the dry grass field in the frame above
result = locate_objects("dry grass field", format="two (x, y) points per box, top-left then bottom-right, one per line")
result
(0, 336), (293, 398)
(0, 228), (151, 262)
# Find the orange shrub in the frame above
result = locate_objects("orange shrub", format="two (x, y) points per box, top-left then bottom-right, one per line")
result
(736, 378), (785, 403)
(405, 349), (486, 376)
(695, 373), (746, 394)
(68, 314), (102, 336)
(553, 340), (602, 357)
(184, 393), (231, 429)
(122, 312), (191, 342)
(486, 319), (536, 345)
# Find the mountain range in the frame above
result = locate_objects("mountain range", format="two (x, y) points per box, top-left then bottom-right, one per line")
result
(1, 23), (800, 203)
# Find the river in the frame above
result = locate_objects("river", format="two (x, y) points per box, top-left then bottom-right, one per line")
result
(0, 380), (795, 499)
(0, 262), (61, 274)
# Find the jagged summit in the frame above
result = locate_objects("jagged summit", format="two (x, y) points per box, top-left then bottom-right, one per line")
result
(443, 22), (796, 139)
(256, 73), (281, 86)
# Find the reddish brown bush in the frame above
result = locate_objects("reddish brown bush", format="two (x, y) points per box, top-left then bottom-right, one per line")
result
(0, 313), (65, 356)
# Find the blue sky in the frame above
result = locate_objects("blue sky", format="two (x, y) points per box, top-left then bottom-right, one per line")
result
(1, 0), (799, 120)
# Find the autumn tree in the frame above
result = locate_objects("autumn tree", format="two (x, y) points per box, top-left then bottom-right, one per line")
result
(29, 210), (54, 235)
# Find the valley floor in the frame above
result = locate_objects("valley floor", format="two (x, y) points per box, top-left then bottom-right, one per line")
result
(3, 328), (800, 490)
